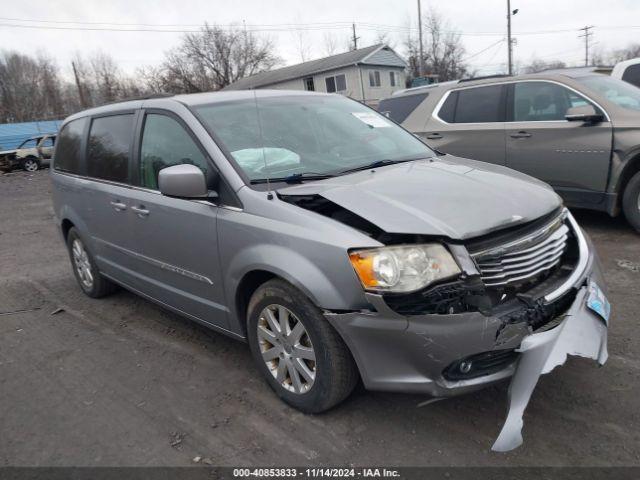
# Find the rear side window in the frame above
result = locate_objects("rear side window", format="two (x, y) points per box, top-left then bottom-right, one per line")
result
(378, 93), (429, 123)
(622, 64), (640, 88)
(453, 85), (504, 123)
(54, 118), (87, 174)
(87, 114), (134, 183)
(139, 114), (209, 190)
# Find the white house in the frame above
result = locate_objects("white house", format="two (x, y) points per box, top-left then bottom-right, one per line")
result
(225, 44), (408, 107)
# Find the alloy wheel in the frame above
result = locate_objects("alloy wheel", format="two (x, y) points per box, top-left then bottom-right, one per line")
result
(72, 239), (94, 290)
(24, 159), (38, 172)
(257, 304), (316, 394)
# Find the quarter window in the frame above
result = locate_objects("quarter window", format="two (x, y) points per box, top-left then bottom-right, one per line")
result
(54, 118), (87, 174)
(453, 85), (504, 123)
(87, 114), (134, 183)
(622, 64), (640, 88)
(513, 82), (597, 122)
(369, 70), (381, 87)
(139, 114), (208, 190)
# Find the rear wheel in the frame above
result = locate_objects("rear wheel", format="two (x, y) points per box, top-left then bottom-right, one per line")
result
(622, 171), (640, 233)
(66, 228), (118, 298)
(247, 279), (358, 413)
(22, 157), (39, 172)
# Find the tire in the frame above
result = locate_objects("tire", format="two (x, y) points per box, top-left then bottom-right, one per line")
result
(22, 157), (40, 172)
(66, 227), (118, 298)
(247, 279), (359, 413)
(622, 171), (640, 233)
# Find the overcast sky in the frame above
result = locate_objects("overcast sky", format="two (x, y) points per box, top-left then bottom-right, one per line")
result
(2, 0), (640, 79)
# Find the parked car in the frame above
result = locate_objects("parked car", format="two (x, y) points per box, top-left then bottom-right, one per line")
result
(379, 71), (640, 231)
(612, 57), (640, 89)
(51, 91), (609, 450)
(0, 134), (57, 172)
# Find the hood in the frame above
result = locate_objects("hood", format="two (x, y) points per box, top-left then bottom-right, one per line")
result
(0, 149), (17, 156)
(278, 156), (562, 240)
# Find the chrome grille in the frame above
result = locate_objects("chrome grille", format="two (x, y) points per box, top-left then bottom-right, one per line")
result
(471, 212), (569, 288)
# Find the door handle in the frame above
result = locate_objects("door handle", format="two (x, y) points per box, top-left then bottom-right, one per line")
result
(510, 131), (532, 139)
(110, 201), (127, 211)
(131, 205), (150, 217)
(426, 133), (443, 140)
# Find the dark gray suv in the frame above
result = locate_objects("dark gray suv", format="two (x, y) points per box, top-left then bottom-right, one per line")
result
(51, 90), (609, 451)
(380, 70), (640, 231)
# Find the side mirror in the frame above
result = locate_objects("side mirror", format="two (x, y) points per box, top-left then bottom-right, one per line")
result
(565, 105), (604, 124)
(158, 164), (208, 198)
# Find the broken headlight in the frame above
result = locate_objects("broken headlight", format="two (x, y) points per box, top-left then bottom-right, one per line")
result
(349, 244), (461, 293)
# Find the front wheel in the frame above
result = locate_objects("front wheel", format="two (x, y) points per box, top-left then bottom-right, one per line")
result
(622, 171), (640, 233)
(22, 157), (40, 172)
(247, 279), (359, 413)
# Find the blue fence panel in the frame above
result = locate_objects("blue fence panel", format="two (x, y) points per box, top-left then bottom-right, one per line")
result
(0, 120), (63, 150)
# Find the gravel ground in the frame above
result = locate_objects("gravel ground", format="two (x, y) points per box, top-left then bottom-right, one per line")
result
(1, 169), (639, 467)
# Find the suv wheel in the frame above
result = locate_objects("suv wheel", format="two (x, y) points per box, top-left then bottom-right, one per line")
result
(22, 157), (40, 172)
(623, 171), (640, 233)
(66, 228), (118, 298)
(247, 279), (359, 413)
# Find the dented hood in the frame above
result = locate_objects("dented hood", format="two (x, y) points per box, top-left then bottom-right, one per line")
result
(278, 155), (562, 240)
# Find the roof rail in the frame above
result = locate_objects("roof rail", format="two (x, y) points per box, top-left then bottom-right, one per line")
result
(101, 92), (175, 107)
(458, 74), (511, 83)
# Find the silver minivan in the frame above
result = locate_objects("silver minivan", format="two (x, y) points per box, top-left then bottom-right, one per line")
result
(51, 90), (609, 450)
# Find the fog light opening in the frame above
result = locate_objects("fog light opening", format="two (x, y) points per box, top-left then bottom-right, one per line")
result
(459, 361), (473, 374)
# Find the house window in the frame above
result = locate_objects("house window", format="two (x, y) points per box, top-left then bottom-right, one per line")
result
(325, 74), (347, 93)
(390, 71), (397, 87)
(303, 77), (315, 91)
(369, 70), (381, 87)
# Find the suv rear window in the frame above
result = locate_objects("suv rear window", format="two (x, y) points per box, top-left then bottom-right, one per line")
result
(451, 85), (504, 123)
(379, 93), (429, 123)
(54, 118), (87, 174)
(87, 114), (134, 183)
(622, 64), (640, 88)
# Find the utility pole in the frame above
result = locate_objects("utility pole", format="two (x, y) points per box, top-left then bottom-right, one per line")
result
(71, 61), (87, 109)
(507, 0), (513, 75)
(417, 0), (425, 77)
(506, 1), (519, 75)
(578, 26), (594, 66)
(351, 23), (360, 50)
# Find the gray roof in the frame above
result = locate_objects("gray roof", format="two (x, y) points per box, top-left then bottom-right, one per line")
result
(225, 44), (406, 90)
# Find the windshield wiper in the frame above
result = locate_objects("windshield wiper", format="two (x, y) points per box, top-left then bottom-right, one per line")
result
(336, 158), (425, 176)
(250, 172), (334, 184)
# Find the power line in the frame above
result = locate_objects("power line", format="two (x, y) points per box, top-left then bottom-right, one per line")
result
(2, 16), (640, 36)
(463, 38), (506, 62)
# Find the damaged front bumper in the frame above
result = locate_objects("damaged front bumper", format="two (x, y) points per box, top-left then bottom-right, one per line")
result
(325, 215), (608, 451)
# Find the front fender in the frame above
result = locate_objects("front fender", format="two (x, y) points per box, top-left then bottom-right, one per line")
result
(225, 243), (365, 317)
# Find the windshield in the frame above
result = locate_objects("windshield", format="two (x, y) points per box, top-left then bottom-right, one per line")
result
(193, 94), (435, 182)
(576, 75), (640, 111)
(18, 139), (38, 149)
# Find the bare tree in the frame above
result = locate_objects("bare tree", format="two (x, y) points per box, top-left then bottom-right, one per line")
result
(590, 43), (640, 66)
(0, 51), (50, 122)
(90, 52), (124, 104)
(149, 23), (279, 93)
(373, 31), (396, 49)
(522, 58), (567, 74)
(405, 8), (468, 83)
(322, 32), (340, 56)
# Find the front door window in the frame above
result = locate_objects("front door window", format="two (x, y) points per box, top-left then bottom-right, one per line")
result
(139, 114), (209, 190)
